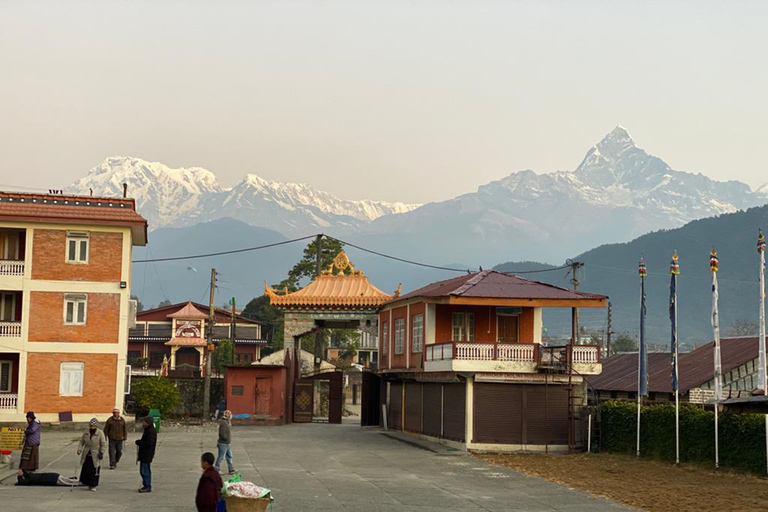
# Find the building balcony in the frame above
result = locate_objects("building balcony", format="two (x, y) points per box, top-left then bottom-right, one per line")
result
(423, 342), (602, 375)
(0, 393), (18, 411)
(0, 260), (24, 277)
(0, 321), (21, 338)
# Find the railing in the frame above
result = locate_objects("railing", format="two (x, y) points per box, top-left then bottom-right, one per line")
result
(0, 394), (18, 410)
(0, 321), (21, 337)
(425, 342), (536, 362)
(0, 260), (24, 276)
(572, 345), (600, 364)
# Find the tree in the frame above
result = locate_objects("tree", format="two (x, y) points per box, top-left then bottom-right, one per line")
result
(278, 237), (346, 291)
(131, 295), (144, 312)
(243, 295), (284, 351)
(212, 338), (234, 373)
(611, 333), (638, 355)
(727, 319), (759, 337)
(132, 377), (180, 415)
(158, 300), (172, 308)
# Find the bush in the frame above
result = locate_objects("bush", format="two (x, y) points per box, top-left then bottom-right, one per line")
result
(601, 400), (767, 474)
(132, 377), (180, 415)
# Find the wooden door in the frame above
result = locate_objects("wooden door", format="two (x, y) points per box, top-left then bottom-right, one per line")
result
(255, 378), (272, 416)
(498, 315), (519, 343)
(293, 379), (314, 423)
(360, 371), (381, 427)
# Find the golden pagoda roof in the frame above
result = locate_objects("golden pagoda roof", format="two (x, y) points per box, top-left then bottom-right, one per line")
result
(266, 251), (399, 310)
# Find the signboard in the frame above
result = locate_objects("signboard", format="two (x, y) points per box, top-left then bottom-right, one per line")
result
(0, 427), (25, 450)
(496, 307), (522, 316)
(475, 372), (581, 384)
(175, 320), (202, 338)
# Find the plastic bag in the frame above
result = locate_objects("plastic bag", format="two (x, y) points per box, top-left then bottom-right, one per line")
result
(216, 497), (226, 512)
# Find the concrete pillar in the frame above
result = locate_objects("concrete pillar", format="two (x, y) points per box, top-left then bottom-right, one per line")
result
(465, 375), (474, 447)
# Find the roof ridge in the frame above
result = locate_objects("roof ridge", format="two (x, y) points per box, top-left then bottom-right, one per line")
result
(450, 270), (490, 296)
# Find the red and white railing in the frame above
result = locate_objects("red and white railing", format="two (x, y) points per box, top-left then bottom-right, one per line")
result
(0, 394), (18, 410)
(572, 345), (600, 364)
(0, 322), (21, 337)
(0, 260), (24, 276)
(497, 343), (536, 362)
(456, 343), (495, 360)
(425, 342), (536, 363)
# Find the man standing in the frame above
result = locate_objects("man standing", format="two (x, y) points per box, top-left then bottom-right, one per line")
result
(135, 417), (156, 493)
(195, 452), (223, 512)
(215, 410), (235, 474)
(104, 408), (127, 470)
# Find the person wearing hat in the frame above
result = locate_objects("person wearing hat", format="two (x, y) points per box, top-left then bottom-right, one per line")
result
(135, 416), (157, 493)
(103, 407), (128, 469)
(77, 418), (106, 491)
(19, 411), (41, 474)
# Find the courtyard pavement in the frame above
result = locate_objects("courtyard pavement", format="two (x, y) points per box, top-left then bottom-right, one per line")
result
(0, 421), (629, 511)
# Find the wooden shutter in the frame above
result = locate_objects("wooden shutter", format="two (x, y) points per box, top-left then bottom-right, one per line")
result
(389, 382), (403, 430)
(473, 383), (523, 444)
(404, 382), (422, 433)
(442, 383), (466, 442)
(421, 383), (442, 438)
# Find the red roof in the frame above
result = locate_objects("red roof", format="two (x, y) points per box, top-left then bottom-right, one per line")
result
(587, 336), (764, 394)
(393, 270), (606, 303)
(167, 302), (208, 319)
(0, 191), (147, 245)
(137, 301), (264, 325)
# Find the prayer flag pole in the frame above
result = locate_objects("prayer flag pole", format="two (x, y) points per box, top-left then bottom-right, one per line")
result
(670, 252), (681, 465)
(757, 230), (767, 474)
(637, 257), (648, 458)
(710, 248), (722, 469)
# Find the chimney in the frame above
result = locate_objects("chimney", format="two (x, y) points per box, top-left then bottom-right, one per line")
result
(122, 183), (128, 198)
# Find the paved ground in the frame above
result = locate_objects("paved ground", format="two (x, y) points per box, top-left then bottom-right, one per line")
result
(0, 421), (629, 511)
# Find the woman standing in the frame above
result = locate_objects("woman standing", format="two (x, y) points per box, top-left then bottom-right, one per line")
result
(19, 411), (41, 475)
(77, 418), (106, 491)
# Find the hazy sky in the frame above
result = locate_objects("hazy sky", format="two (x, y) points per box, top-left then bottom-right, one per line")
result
(1, 1), (767, 204)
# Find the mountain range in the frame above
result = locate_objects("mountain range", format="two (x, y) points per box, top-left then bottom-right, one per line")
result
(67, 127), (768, 265)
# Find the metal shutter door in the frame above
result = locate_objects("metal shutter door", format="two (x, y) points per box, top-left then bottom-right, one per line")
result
(473, 383), (523, 445)
(389, 382), (403, 430)
(524, 385), (569, 445)
(421, 384), (442, 438)
(442, 383), (466, 442)
(404, 382), (422, 433)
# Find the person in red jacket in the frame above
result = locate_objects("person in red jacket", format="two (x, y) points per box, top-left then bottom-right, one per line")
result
(196, 452), (223, 512)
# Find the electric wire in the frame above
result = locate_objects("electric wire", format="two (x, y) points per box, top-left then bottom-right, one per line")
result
(132, 234), (317, 263)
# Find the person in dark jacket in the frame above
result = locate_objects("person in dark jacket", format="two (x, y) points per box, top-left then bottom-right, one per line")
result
(19, 411), (41, 474)
(104, 407), (128, 469)
(135, 417), (157, 493)
(196, 452), (223, 512)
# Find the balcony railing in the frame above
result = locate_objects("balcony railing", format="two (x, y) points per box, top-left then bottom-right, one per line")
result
(0, 321), (21, 337)
(426, 342), (537, 363)
(0, 260), (24, 276)
(0, 393), (18, 410)
(572, 345), (600, 364)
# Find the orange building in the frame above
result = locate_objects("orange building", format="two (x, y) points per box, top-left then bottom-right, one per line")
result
(0, 191), (147, 423)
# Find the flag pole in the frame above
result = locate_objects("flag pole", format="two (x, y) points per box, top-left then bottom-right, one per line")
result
(710, 248), (722, 469)
(637, 257), (648, 458)
(757, 230), (767, 474)
(670, 252), (681, 465)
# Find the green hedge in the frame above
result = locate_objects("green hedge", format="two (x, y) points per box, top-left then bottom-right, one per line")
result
(601, 400), (767, 473)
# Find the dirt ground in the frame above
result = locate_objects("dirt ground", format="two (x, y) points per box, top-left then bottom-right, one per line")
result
(479, 452), (768, 512)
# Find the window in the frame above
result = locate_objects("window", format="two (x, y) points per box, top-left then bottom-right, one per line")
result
(231, 385), (244, 396)
(66, 231), (89, 263)
(0, 293), (15, 322)
(2, 232), (19, 260)
(381, 321), (388, 355)
(412, 314), (424, 353)
(64, 294), (87, 325)
(59, 362), (84, 396)
(149, 352), (165, 368)
(0, 360), (12, 393)
(451, 312), (475, 342)
(394, 318), (405, 354)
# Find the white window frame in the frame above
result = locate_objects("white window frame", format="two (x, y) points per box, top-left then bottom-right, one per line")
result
(64, 293), (88, 325)
(452, 312), (475, 342)
(0, 360), (12, 393)
(66, 231), (90, 264)
(0, 292), (16, 322)
(412, 314), (424, 353)
(381, 321), (388, 355)
(394, 318), (405, 354)
(59, 362), (84, 397)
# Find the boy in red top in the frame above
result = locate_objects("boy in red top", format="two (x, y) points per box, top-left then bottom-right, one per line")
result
(196, 452), (223, 512)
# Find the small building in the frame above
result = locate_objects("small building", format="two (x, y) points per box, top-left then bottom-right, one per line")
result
(0, 191), (147, 423)
(379, 270), (606, 452)
(128, 301), (267, 377)
(225, 365), (288, 424)
(587, 336), (765, 403)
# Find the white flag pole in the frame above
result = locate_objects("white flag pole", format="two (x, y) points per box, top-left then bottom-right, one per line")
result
(757, 230), (766, 474)
(711, 248), (722, 469)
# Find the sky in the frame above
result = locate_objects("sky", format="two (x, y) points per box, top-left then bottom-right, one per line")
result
(1, 1), (767, 204)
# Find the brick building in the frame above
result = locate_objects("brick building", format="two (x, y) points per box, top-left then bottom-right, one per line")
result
(379, 270), (606, 452)
(0, 191), (147, 423)
(128, 301), (267, 377)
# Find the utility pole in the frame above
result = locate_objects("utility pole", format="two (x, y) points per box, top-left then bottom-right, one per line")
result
(567, 259), (584, 345)
(230, 297), (236, 365)
(314, 234), (324, 370)
(606, 301), (613, 357)
(203, 268), (216, 419)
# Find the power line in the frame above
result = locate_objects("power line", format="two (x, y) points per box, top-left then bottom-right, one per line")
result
(132, 234), (317, 263)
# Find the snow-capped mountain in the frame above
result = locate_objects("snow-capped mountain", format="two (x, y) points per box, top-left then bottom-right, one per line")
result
(359, 127), (768, 264)
(68, 157), (419, 234)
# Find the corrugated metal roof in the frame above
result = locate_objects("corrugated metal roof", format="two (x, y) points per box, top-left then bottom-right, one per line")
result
(587, 336), (763, 393)
(167, 301), (209, 319)
(267, 274), (392, 309)
(394, 270), (606, 302)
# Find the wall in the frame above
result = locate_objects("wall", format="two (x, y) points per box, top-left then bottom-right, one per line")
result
(408, 302), (426, 370)
(434, 305), (536, 343)
(31, 229), (123, 282)
(24, 352), (117, 414)
(27, 291), (120, 343)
